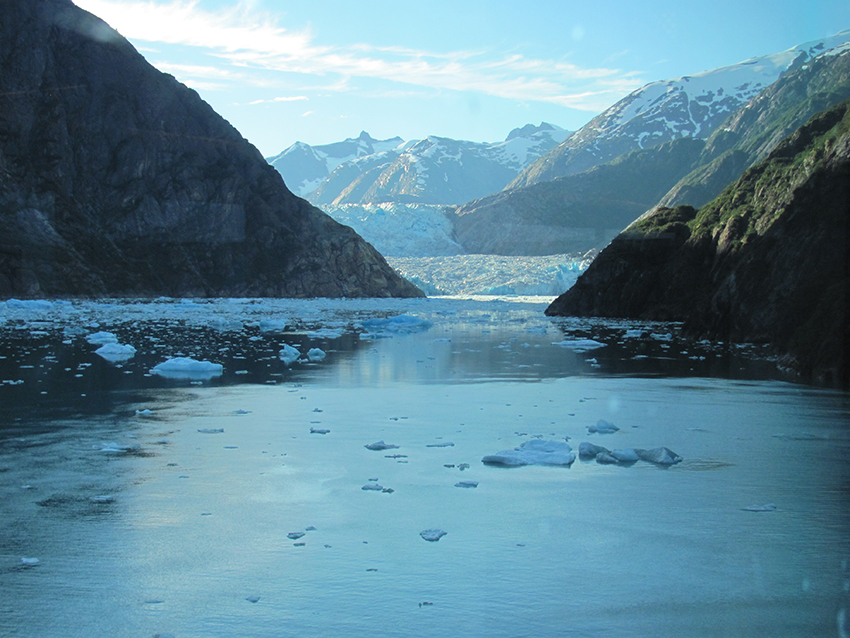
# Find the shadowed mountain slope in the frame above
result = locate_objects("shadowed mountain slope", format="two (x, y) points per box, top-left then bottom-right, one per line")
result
(546, 100), (850, 386)
(0, 0), (422, 299)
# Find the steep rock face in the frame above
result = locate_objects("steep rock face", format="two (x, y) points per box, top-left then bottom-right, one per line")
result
(511, 31), (850, 190)
(451, 138), (705, 255)
(0, 0), (422, 299)
(546, 101), (850, 386)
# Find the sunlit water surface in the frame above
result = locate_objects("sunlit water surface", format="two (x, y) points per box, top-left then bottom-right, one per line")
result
(1, 296), (848, 638)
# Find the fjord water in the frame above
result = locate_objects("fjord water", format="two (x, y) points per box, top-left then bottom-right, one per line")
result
(1, 297), (848, 638)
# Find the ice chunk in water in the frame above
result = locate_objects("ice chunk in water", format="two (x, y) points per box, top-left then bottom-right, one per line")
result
(21, 557), (39, 565)
(364, 441), (399, 451)
(279, 344), (300, 365)
(587, 419), (619, 433)
(610, 448), (640, 463)
(307, 348), (326, 362)
(482, 439), (575, 467)
(578, 442), (610, 459)
(86, 331), (118, 345)
(635, 447), (683, 465)
(551, 338), (606, 350)
(455, 481), (479, 488)
(151, 357), (223, 379)
(420, 529), (447, 542)
(94, 343), (137, 362)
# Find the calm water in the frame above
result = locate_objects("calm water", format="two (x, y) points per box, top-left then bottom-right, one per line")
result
(1, 297), (848, 638)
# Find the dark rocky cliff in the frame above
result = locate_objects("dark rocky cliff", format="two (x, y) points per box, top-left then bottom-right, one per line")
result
(0, 0), (422, 299)
(546, 100), (850, 386)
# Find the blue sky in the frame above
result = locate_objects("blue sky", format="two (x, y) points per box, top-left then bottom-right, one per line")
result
(74, 0), (849, 156)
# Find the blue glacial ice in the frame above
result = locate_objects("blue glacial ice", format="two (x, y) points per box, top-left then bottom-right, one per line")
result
(151, 357), (223, 379)
(481, 439), (575, 467)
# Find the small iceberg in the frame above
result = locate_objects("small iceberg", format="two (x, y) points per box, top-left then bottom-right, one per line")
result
(86, 331), (118, 345)
(361, 483), (384, 491)
(279, 344), (301, 365)
(635, 447), (683, 466)
(455, 481), (478, 488)
(482, 439), (575, 467)
(578, 442), (610, 459)
(551, 338), (606, 350)
(364, 440), (399, 451)
(197, 428), (224, 434)
(20, 557), (39, 566)
(361, 314), (433, 338)
(420, 529), (447, 542)
(94, 342), (137, 362)
(287, 532), (306, 540)
(151, 357), (223, 380)
(587, 419), (619, 434)
(307, 348), (326, 362)
(310, 428), (330, 434)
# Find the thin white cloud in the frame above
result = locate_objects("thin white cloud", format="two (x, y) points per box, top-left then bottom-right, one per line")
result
(247, 95), (309, 105)
(74, 0), (644, 109)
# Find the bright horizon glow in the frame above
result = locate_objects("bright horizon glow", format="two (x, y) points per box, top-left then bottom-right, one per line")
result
(73, 0), (849, 156)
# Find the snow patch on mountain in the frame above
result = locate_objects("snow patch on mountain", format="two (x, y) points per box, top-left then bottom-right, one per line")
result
(268, 124), (569, 205)
(512, 29), (850, 187)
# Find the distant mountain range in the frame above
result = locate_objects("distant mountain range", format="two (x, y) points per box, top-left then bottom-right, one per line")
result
(511, 30), (850, 189)
(266, 124), (569, 205)
(266, 30), (850, 261)
(454, 43), (850, 255)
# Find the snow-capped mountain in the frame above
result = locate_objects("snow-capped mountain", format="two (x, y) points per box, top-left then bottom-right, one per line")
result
(266, 131), (409, 198)
(510, 30), (850, 188)
(267, 123), (569, 205)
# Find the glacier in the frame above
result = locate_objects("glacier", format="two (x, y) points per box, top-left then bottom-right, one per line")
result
(386, 254), (593, 297)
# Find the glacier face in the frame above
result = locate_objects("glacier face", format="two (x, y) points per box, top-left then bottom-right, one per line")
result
(322, 203), (463, 257)
(386, 254), (593, 297)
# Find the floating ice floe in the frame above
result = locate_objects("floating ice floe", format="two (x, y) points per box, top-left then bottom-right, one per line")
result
(482, 439), (575, 467)
(584, 443), (682, 466)
(361, 483), (384, 491)
(307, 348), (326, 362)
(364, 440), (399, 451)
(310, 428), (330, 434)
(287, 532), (306, 540)
(245, 596), (261, 604)
(635, 447), (683, 465)
(197, 428), (224, 434)
(420, 529), (447, 542)
(259, 318), (289, 333)
(426, 442), (454, 448)
(360, 314), (433, 338)
(279, 344), (300, 365)
(551, 338), (606, 350)
(578, 442), (609, 459)
(587, 419), (619, 434)
(151, 357), (223, 379)
(86, 331), (119, 345)
(20, 557), (39, 566)
(94, 342), (137, 362)
(455, 481), (479, 488)
(135, 409), (153, 417)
